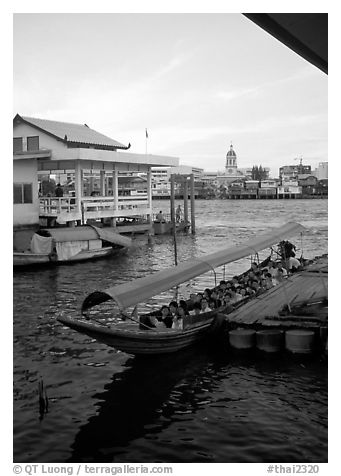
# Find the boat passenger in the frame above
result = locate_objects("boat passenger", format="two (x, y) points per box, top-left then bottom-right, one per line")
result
(203, 288), (211, 300)
(189, 293), (196, 301)
(179, 300), (189, 314)
(239, 288), (247, 298)
(251, 262), (259, 272)
(169, 301), (179, 319)
(264, 273), (274, 289)
(172, 304), (186, 330)
(234, 288), (243, 302)
(277, 262), (288, 278)
(200, 298), (212, 314)
(191, 302), (202, 316)
(160, 305), (173, 328)
(287, 255), (301, 272)
(149, 315), (166, 329)
(194, 293), (203, 304)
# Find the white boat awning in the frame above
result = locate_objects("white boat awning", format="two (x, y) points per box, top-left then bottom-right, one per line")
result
(82, 221), (306, 312)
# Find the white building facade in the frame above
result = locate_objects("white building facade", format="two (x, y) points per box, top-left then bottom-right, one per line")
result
(13, 114), (178, 230)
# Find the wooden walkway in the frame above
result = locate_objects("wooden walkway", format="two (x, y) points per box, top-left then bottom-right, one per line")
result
(225, 255), (328, 330)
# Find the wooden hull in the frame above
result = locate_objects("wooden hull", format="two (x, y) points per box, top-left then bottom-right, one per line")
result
(14, 246), (121, 268)
(13, 252), (53, 267)
(59, 246), (113, 262)
(153, 221), (190, 235)
(58, 313), (224, 355)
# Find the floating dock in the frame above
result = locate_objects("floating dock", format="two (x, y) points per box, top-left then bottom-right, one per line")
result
(224, 255), (328, 352)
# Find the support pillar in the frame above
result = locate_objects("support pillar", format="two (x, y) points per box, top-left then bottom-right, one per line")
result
(74, 160), (82, 224)
(190, 173), (196, 234)
(100, 170), (106, 196)
(183, 178), (189, 224)
(113, 166), (118, 226)
(147, 167), (153, 225)
(170, 174), (178, 265)
(170, 174), (175, 224)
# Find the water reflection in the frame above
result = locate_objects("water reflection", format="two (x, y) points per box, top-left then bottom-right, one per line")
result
(68, 347), (220, 462)
(67, 348), (327, 463)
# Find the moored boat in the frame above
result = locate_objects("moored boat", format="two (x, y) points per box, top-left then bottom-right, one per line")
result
(58, 221), (306, 355)
(13, 225), (132, 268)
(153, 220), (191, 235)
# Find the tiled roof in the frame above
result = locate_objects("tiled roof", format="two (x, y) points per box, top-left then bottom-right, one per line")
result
(17, 115), (128, 149)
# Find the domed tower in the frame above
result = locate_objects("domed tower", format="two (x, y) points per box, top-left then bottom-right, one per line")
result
(225, 142), (238, 174)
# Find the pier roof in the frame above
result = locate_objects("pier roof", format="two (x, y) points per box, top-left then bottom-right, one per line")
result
(14, 114), (129, 150)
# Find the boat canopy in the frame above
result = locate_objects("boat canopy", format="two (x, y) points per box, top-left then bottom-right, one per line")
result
(82, 221), (306, 312)
(44, 225), (131, 247)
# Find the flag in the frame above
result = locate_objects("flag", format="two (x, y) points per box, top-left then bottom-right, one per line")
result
(145, 128), (148, 139)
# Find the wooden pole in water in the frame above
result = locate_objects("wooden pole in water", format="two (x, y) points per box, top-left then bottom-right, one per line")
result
(170, 174), (175, 224)
(170, 174), (178, 265)
(190, 173), (196, 234)
(183, 177), (189, 225)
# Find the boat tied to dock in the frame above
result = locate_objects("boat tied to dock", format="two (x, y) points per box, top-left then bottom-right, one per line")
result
(58, 222), (310, 355)
(13, 225), (132, 268)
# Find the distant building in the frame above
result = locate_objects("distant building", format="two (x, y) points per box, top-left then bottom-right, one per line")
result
(279, 164), (311, 181)
(216, 143), (246, 187)
(313, 162), (328, 180)
(150, 165), (203, 197)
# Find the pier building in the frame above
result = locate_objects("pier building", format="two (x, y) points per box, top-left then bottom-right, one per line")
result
(13, 114), (178, 246)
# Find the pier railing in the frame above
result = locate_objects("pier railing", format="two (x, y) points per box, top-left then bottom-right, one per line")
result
(39, 196), (77, 215)
(39, 195), (151, 220)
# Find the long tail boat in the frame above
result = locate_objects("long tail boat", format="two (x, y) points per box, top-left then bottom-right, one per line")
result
(58, 222), (306, 355)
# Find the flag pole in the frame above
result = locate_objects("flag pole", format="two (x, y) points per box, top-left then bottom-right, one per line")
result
(145, 128), (148, 155)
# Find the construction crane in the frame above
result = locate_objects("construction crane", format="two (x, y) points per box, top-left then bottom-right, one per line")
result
(294, 156), (303, 166)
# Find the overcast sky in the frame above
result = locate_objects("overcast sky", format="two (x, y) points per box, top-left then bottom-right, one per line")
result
(13, 13), (328, 177)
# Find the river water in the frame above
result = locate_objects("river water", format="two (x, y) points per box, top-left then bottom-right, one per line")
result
(13, 199), (328, 463)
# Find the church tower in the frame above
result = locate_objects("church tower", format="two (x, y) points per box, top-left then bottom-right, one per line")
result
(225, 142), (238, 174)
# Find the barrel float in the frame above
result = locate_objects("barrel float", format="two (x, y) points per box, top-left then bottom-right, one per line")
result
(256, 329), (284, 353)
(285, 330), (315, 354)
(229, 329), (256, 350)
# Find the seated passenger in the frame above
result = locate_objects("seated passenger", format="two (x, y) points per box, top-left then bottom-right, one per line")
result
(277, 262), (288, 278)
(251, 261), (259, 272)
(234, 287), (243, 302)
(189, 293), (197, 304)
(200, 298), (212, 313)
(179, 299), (189, 314)
(160, 305), (173, 328)
(191, 302), (202, 316)
(203, 288), (212, 300)
(265, 273), (274, 289)
(169, 301), (179, 317)
(287, 255), (301, 272)
(239, 287), (247, 298)
(172, 304), (187, 330)
(149, 315), (166, 329)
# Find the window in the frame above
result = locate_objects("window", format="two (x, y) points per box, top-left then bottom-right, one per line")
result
(13, 183), (33, 204)
(27, 136), (39, 151)
(13, 137), (23, 153)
